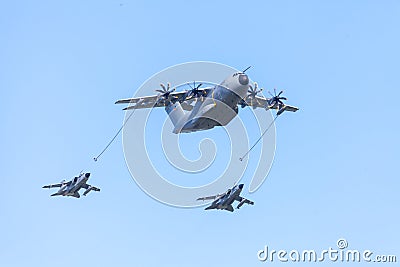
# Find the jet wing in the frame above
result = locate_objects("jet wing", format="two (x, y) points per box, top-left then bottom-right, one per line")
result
(240, 95), (299, 113)
(91, 186), (100, 192)
(197, 193), (224, 201)
(42, 184), (62, 189)
(81, 184), (100, 191)
(235, 196), (254, 209)
(42, 181), (71, 191)
(115, 88), (211, 110)
(82, 184), (100, 196)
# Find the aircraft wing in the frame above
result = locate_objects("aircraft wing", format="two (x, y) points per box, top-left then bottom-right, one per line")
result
(240, 95), (299, 113)
(115, 88), (211, 110)
(82, 184), (100, 196)
(91, 186), (100, 192)
(197, 193), (224, 201)
(236, 196), (254, 209)
(42, 182), (68, 189)
(42, 184), (62, 189)
(81, 184), (100, 191)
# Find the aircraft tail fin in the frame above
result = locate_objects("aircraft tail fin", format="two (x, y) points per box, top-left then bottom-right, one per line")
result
(165, 102), (186, 130)
(225, 205), (234, 212)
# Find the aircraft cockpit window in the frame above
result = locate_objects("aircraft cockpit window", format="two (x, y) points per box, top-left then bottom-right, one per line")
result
(226, 189), (231, 195)
(232, 72), (242, 77)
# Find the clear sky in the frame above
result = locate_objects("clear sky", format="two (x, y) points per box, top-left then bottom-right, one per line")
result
(1, 0), (399, 266)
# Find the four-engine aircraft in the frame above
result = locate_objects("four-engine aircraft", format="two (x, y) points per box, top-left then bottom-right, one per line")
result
(115, 69), (298, 133)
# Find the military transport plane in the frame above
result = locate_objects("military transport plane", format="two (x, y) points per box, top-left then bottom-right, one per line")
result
(197, 184), (254, 212)
(115, 68), (299, 134)
(42, 172), (100, 198)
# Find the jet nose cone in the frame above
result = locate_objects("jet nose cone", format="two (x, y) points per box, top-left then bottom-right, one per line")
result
(85, 173), (90, 178)
(239, 184), (244, 189)
(238, 74), (249, 85)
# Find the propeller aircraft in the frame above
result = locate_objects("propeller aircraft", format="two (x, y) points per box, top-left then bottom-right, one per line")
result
(115, 67), (299, 134)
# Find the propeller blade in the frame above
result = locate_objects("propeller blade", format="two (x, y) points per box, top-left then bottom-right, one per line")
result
(253, 82), (258, 91)
(160, 83), (166, 91)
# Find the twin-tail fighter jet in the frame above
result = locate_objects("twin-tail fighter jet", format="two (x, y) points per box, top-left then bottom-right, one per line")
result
(115, 68), (299, 133)
(42, 172), (100, 198)
(197, 184), (254, 212)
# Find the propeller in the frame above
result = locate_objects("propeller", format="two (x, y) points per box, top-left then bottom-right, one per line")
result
(268, 88), (287, 111)
(241, 82), (263, 108)
(180, 81), (204, 102)
(247, 82), (263, 107)
(155, 82), (176, 104)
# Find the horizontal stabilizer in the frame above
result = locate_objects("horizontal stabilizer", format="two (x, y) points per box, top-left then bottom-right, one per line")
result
(277, 105), (299, 116)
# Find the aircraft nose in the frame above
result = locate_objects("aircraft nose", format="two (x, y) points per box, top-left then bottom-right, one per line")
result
(85, 173), (90, 178)
(238, 74), (249, 85)
(239, 184), (244, 189)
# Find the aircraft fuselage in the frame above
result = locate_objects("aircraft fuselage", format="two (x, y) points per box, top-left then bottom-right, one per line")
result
(206, 184), (244, 211)
(173, 73), (250, 133)
(52, 173), (90, 198)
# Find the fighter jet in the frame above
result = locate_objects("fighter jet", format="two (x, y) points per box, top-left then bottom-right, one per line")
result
(197, 184), (254, 212)
(42, 172), (100, 198)
(115, 68), (298, 134)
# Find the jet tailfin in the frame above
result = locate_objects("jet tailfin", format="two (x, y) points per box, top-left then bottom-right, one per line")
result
(225, 205), (234, 212)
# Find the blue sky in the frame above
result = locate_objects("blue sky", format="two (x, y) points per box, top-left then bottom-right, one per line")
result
(1, 0), (399, 266)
